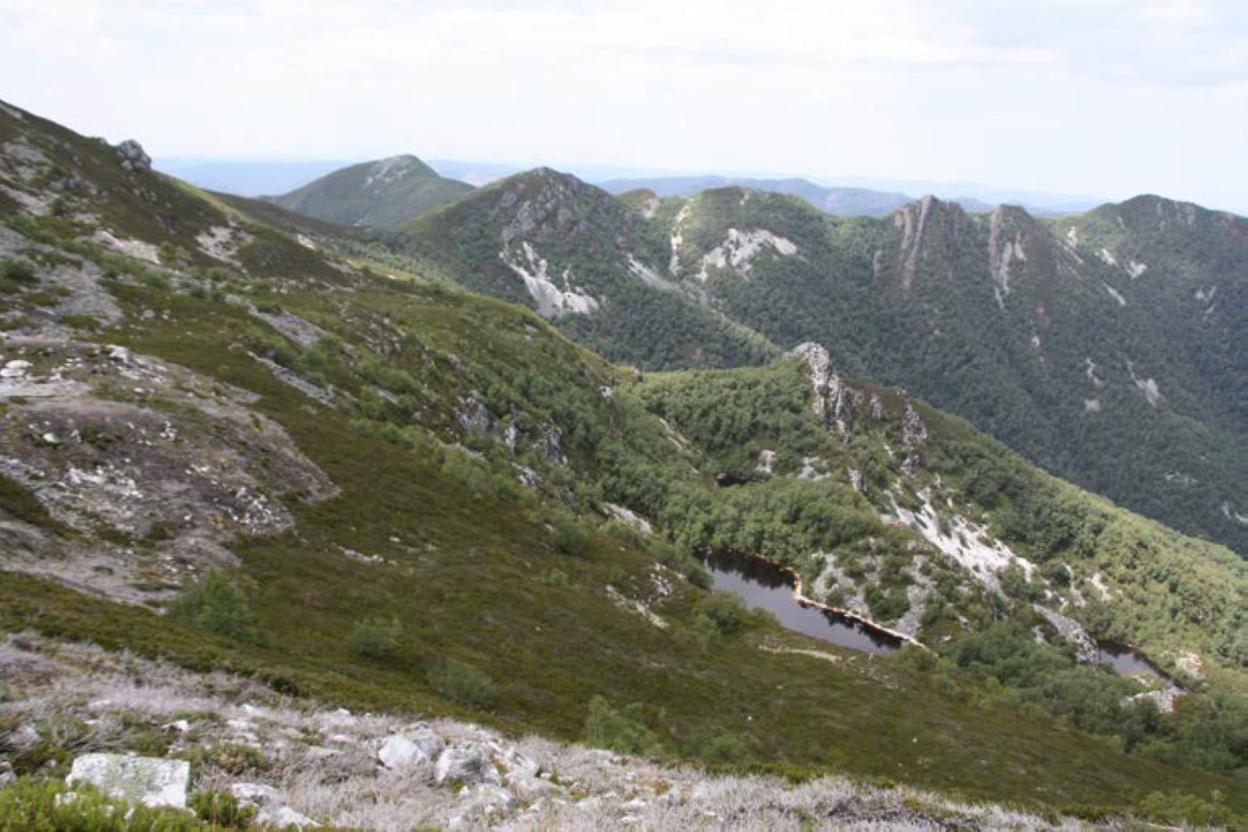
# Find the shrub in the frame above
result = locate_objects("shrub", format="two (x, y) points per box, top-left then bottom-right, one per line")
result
(582, 696), (665, 757)
(428, 659), (499, 709)
(692, 591), (752, 637)
(551, 518), (590, 556)
(0, 777), (205, 830)
(693, 728), (756, 765)
(1, 258), (36, 284)
(170, 569), (267, 645)
(190, 790), (256, 828)
(685, 563), (713, 590)
(348, 616), (403, 659)
(182, 742), (264, 776)
(541, 568), (570, 587)
(1136, 790), (1235, 828)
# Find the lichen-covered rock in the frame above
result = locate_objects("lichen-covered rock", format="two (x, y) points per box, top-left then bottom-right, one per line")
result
(66, 753), (189, 808)
(435, 743), (501, 786)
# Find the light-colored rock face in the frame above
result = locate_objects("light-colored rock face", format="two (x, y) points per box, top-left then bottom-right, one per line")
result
(67, 753), (189, 808)
(196, 225), (254, 267)
(889, 490), (1033, 594)
(626, 254), (677, 292)
(695, 227), (798, 282)
(668, 203), (691, 276)
(91, 228), (161, 264)
(987, 207), (1027, 310)
(1103, 281), (1127, 306)
(500, 241), (599, 317)
(363, 155), (422, 191)
(603, 502), (653, 534)
(1125, 359), (1163, 407)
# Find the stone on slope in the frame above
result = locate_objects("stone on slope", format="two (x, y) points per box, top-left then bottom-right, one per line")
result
(66, 753), (189, 808)
(435, 743), (501, 786)
(378, 726), (445, 769)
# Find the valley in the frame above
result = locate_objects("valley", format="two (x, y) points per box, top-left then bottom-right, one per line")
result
(0, 96), (1245, 830)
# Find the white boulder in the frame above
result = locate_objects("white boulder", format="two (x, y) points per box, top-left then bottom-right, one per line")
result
(66, 753), (189, 809)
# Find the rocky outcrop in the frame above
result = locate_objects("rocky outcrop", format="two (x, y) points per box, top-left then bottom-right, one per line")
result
(0, 634), (1147, 831)
(115, 139), (151, 174)
(0, 338), (337, 603)
(788, 343), (853, 438)
(900, 403), (927, 475)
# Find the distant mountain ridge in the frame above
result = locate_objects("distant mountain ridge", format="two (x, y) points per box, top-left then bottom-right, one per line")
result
(265, 154), (473, 228)
(599, 174), (1005, 217)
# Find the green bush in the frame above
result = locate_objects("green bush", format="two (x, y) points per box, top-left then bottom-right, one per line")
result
(551, 518), (590, 556)
(582, 696), (665, 757)
(692, 591), (753, 637)
(428, 659), (499, 709)
(693, 728), (756, 765)
(1137, 790), (1236, 828)
(189, 790), (255, 828)
(348, 616), (403, 659)
(170, 569), (266, 645)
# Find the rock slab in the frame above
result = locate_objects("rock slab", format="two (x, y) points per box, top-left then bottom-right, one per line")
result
(67, 753), (189, 808)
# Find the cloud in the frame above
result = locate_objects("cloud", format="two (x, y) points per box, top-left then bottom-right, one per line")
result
(0, 0), (1244, 211)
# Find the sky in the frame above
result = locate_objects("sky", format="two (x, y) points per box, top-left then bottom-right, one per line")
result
(2, 0), (1246, 212)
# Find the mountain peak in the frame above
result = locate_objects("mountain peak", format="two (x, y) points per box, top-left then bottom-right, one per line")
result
(268, 153), (472, 228)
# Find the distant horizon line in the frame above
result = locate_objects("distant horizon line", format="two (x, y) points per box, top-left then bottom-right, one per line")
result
(151, 153), (1248, 216)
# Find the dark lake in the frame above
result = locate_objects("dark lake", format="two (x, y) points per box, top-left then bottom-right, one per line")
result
(700, 550), (902, 655)
(1094, 642), (1163, 678)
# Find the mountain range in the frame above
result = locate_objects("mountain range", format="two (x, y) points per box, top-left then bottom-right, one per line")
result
(390, 170), (1248, 558)
(1, 98), (1245, 827)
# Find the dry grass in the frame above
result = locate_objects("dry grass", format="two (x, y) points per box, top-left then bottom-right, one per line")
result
(0, 633), (1124, 830)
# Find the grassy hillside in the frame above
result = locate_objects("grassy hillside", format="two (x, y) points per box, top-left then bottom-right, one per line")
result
(0, 97), (1245, 824)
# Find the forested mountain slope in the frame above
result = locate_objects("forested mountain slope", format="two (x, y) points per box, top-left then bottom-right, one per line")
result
(399, 168), (779, 369)
(1, 98), (1245, 826)
(393, 172), (1248, 556)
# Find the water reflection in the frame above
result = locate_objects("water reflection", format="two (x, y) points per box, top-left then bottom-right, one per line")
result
(701, 550), (901, 655)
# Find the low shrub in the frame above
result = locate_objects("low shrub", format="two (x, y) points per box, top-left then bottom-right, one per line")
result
(582, 696), (665, 757)
(348, 616), (403, 660)
(428, 659), (499, 709)
(189, 790), (256, 828)
(0, 777), (205, 831)
(169, 569), (267, 645)
(551, 518), (590, 556)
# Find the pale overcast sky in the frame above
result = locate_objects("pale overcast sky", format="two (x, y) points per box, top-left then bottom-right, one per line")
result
(2, 0), (1246, 211)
